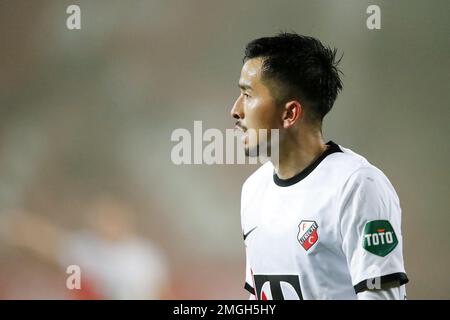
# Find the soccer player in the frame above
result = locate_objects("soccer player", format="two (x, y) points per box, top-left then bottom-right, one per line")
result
(231, 33), (408, 300)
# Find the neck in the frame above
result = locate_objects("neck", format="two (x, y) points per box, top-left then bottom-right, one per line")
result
(273, 127), (328, 180)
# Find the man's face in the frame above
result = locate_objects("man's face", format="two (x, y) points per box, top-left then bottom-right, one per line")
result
(230, 57), (282, 156)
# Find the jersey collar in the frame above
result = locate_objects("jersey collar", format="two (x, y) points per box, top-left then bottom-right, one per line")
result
(273, 140), (343, 187)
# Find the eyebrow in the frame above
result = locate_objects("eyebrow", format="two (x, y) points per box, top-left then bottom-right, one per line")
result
(238, 83), (252, 91)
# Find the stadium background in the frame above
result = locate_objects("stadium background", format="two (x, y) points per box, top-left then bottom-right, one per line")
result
(0, 0), (448, 299)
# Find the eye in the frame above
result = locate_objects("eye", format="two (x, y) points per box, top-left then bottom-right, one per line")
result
(243, 93), (250, 98)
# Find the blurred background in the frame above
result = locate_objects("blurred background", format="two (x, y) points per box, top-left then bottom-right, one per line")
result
(0, 0), (449, 299)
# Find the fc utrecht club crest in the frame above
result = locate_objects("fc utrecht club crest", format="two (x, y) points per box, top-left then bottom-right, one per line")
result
(297, 220), (319, 251)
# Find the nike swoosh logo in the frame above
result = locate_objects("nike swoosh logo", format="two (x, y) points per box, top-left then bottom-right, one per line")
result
(243, 226), (258, 240)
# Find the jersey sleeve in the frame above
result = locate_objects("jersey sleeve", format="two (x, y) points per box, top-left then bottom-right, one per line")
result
(357, 284), (407, 300)
(339, 166), (409, 294)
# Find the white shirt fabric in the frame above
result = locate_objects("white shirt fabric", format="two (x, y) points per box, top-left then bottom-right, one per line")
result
(241, 141), (408, 300)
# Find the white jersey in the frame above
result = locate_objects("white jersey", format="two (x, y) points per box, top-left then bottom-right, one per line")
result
(241, 141), (408, 300)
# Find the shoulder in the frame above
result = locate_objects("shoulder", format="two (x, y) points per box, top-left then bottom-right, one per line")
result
(320, 143), (399, 205)
(324, 144), (370, 178)
(324, 144), (393, 188)
(330, 146), (400, 216)
(339, 146), (397, 198)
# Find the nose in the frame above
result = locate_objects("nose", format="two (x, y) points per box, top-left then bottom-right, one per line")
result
(230, 95), (244, 120)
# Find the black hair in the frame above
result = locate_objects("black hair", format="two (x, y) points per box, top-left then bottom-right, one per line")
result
(244, 32), (343, 123)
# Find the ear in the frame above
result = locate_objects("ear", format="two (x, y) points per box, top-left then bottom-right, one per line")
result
(281, 100), (302, 129)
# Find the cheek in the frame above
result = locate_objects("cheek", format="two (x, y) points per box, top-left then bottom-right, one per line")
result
(248, 98), (277, 127)
(244, 96), (258, 112)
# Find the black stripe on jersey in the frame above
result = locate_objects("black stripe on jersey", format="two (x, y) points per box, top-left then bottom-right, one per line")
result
(273, 140), (343, 187)
(354, 272), (409, 294)
(244, 282), (255, 295)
